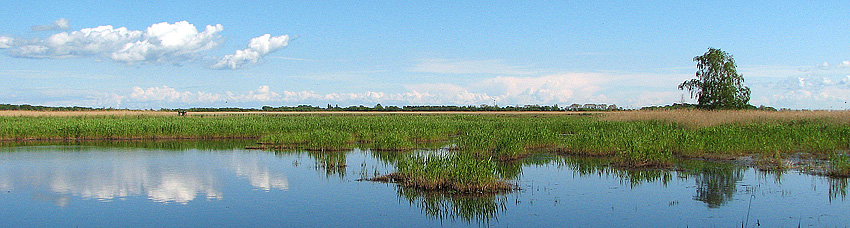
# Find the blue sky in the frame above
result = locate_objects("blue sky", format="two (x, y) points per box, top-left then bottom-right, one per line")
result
(2, 1), (850, 110)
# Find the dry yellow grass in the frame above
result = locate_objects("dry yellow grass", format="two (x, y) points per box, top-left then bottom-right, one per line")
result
(600, 110), (850, 127)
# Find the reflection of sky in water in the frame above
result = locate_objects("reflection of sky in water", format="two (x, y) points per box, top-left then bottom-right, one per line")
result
(1, 145), (848, 227)
(0, 146), (288, 205)
(230, 154), (289, 191)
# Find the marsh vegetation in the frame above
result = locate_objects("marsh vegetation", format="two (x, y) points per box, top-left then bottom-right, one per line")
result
(2, 110), (849, 192)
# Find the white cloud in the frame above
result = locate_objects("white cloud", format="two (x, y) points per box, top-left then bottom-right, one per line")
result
(31, 18), (71, 31)
(749, 74), (850, 109)
(11, 25), (142, 58)
(211, 34), (289, 69)
(130, 86), (222, 103)
(404, 83), (493, 105)
(0, 36), (13, 49)
(227, 85), (281, 102)
(5, 21), (288, 69)
(410, 59), (536, 75)
(112, 22), (223, 64)
(3, 21), (255, 67)
(114, 71), (687, 108)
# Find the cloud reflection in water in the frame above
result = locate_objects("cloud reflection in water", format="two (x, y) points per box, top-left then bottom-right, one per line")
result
(0, 146), (289, 205)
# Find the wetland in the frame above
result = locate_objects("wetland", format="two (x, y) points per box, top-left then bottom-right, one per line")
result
(1, 110), (850, 226)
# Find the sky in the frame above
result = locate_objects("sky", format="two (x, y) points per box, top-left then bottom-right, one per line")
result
(2, 1), (850, 110)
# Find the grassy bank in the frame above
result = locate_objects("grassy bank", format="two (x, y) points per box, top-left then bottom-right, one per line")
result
(2, 110), (850, 190)
(3, 111), (849, 163)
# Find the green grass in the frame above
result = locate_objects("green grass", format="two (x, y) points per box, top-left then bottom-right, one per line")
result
(261, 129), (354, 151)
(3, 112), (850, 168)
(829, 153), (850, 177)
(378, 153), (515, 193)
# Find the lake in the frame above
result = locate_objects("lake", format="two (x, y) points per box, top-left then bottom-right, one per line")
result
(1, 140), (847, 227)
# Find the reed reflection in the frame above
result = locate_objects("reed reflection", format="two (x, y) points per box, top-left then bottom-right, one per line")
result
(830, 178), (848, 201)
(561, 156), (673, 187)
(397, 187), (508, 224)
(273, 150), (349, 178)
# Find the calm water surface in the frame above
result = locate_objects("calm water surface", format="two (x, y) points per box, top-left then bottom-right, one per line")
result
(0, 141), (847, 227)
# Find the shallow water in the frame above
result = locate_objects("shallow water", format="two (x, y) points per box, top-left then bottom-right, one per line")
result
(0, 141), (847, 227)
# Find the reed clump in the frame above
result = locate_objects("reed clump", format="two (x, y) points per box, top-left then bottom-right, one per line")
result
(828, 153), (850, 177)
(374, 153), (516, 193)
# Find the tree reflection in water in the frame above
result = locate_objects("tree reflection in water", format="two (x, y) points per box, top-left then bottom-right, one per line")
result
(681, 163), (745, 208)
(368, 150), (850, 224)
(563, 156), (750, 208)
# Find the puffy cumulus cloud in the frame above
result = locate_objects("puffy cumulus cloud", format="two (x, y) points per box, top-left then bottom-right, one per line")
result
(11, 25), (142, 58)
(7, 21), (223, 62)
(3, 21), (263, 66)
(3, 21), (292, 69)
(112, 21), (223, 64)
(211, 34), (289, 69)
(31, 18), (71, 31)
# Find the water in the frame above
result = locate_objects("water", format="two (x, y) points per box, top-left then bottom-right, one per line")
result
(0, 141), (848, 227)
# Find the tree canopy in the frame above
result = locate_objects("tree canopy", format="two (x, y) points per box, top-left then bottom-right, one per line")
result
(679, 48), (751, 109)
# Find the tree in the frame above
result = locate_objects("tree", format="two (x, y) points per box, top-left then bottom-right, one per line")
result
(679, 48), (751, 109)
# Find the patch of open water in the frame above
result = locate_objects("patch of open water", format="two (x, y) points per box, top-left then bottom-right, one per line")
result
(0, 141), (847, 227)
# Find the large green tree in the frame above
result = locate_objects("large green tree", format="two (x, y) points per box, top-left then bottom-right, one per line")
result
(679, 48), (751, 109)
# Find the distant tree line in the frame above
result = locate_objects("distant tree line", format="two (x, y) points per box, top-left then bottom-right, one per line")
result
(0, 104), (117, 111)
(169, 104), (623, 112)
